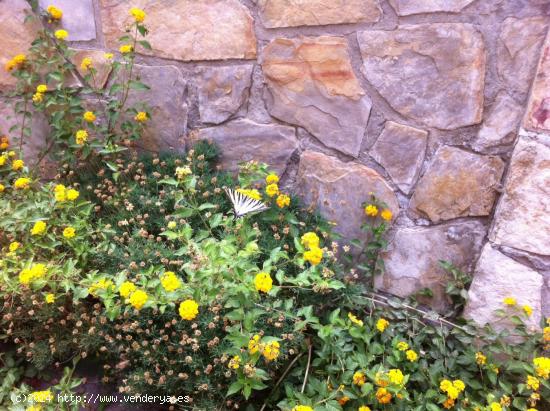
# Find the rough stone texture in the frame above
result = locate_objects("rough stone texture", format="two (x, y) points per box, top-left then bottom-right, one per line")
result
(524, 32), (550, 132)
(497, 17), (548, 96)
(472, 92), (523, 151)
(370, 121), (427, 194)
(189, 119), (298, 175)
(196, 65), (254, 125)
(99, 0), (257, 62)
(257, 0), (381, 28)
(38, 0), (96, 41)
(70, 49), (113, 88)
(490, 136), (550, 256)
(296, 150), (398, 242)
(465, 244), (543, 331)
(375, 221), (486, 313)
(388, 0), (475, 15)
(0, 0), (39, 89)
(357, 24), (485, 130)
(410, 146), (505, 222)
(122, 65), (187, 152)
(262, 36), (371, 157)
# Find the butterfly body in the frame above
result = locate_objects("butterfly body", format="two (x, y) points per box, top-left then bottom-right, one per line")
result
(225, 188), (269, 219)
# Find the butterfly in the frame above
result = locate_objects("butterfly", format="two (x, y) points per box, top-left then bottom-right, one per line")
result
(225, 188), (269, 219)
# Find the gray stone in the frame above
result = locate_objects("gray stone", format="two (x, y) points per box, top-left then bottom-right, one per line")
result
(39, 0), (96, 41)
(123, 65), (187, 152)
(473, 92), (522, 151)
(497, 16), (548, 96)
(388, 0), (475, 15)
(370, 121), (427, 194)
(296, 150), (398, 242)
(410, 146), (505, 222)
(196, 65), (254, 125)
(465, 244), (543, 331)
(261, 36), (372, 157)
(490, 135), (550, 256)
(524, 31), (550, 132)
(189, 119), (298, 175)
(357, 24), (485, 130)
(375, 221), (486, 313)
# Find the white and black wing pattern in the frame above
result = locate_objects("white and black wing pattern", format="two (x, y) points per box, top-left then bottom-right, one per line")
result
(225, 188), (269, 218)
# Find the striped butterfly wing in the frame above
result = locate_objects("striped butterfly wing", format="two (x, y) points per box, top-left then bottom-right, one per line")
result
(225, 188), (269, 218)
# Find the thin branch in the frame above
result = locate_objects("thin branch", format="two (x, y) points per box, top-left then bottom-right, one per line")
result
(301, 339), (313, 393)
(259, 351), (305, 411)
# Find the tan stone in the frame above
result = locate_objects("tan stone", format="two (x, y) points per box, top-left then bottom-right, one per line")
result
(0, 0), (40, 89)
(189, 119), (298, 175)
(375, 221), (486, 313)
(490, 135), (550, 256)
(70, 49), (113, 88)
(524, 32), (550, 132)
(257, 0), (381, 28)
(99, 0), (257, 62)
(357, 24), (485, 130)
(388, 0), (475, 15)
(497, 17), (548, 96)
(410, 146), (504, 222)
(296, 151), (398, 242)
(370, 121), (427, 194)
(262, 36), (371, 157)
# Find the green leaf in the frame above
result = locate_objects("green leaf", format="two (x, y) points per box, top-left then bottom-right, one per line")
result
(128, 80), (150, 91)
(138, 40), (152, 50)
(226, 381), (243, 396)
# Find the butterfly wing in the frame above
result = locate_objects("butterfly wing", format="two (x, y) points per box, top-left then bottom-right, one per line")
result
(225, 188), (269, 218)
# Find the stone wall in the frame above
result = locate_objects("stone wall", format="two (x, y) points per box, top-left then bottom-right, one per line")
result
(1, 0), (549, 325)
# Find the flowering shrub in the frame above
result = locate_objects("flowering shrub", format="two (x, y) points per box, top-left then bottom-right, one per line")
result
(1, 4), (549, 411)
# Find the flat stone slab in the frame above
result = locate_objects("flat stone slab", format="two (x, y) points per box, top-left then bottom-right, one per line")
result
(357, 24), (485, 130)
(39, 0), (96, 41)
(524, 31), (550, 132)
(388, 0), (475, 15)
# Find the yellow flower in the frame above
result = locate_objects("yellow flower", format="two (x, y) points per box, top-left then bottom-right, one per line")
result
(503, 296), (516, 306)
(443, 398), (455, 409)
(387, 369), (404, 385)
(120, 44), (133, 54)
(292, 406), (313, 411)
(254, 272), (273, 293)
(0, 136), (8, 150)
(236, 188), (262, 201)
(19, 264), (46, 285)
(406, 350), (418, 362)
(54, 29), (68, 40)
(67, 189), (79, 201)
(80, 57), (92, 71)
(543, 326), (550, 342)
(475, 352), (486, 365)
(376, 387), (392, 404)
(88, 278), (114, 296)
(4, 60), (16, 72)
(63, 227), (76, 239)
(248, 334), (263, 354)
(14, 177), (31, 189)
(262, 340), (280, 361)
(129, 289), (148, 310)
(381, 208), (393, 221)
(300, 232), (320, 249)
(533, 357), (550, 379)
(490, 402), (502, 411)
(452, 379), (465, 392)
(47, 5), (63, 20)
(32, 92), (44, 103)
(45, 294), (55, 304)
(130, 7), (146, 22)
(440, 379), (452, 393)
(119, 281), (136, 298)
(160, 271), (181, 292)
(167, 221), (177, 229)
(104, 52), (114, 60)
(527, 375), (540, 391)
(304, 247), (323, 265)
(348, 312), (363, 326)
(376, 318), (389, 332)
(523, 305), (533, 316)
(54, 184), (66, 202)
(31, 221), (47, 235)
(12, 159), (24, 171)
(0, 184), (4, 193)
(175, 166), (192, 179)
(9, 241), (20, 252)
(27, 405), (43, 411)
(0, 155), (5, 166)
(365, 204), (378, 216)
(353, 371), (366, 386)
(446, 385), (459, 400)
(228, 355), (241, 370)
(179, 299), (199, 321)
(75, 129), (88, 145)
(266, 173), (279, 184)
(134, 111), (148, 122)
(83, 111), (96, 123)
(265, 183), (279, 197)
(276, 194), (290, 208)
(396, 341), (409, 351)
(358, 407), (371, 411)
(36, 84), (48, 93)
(31, 390), (53, 403)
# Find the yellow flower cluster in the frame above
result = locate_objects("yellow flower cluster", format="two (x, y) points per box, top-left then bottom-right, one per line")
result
(376, 387), (392, 404)
(45, 293), (55, 304)
(254, 272), (273, 293)
(365, 203), (392, 221)
(119, 281), (136, 298)
(15, 177), (32, 190)
(134, 111), (148, 122)
(9, 241), (20, 253)
(291, 406), (313, 411)
(12, 159), (24, 171)
(120, 44), (133, 54)
(503, 296), (516, 306)
(19, 263), (47, 285)
(80, 57), (92, 71)
(262, 340), (280, 361)
(175, 166), (192, 179)
(31, 221), (47, 235)
(237, 188), (262, 201)
(406, 349), (418, 362)
(4, 53), (26, 72)
(248, 334), (263, 354)
(54, 184), (79, 202)
(396, 341), (409, 351)
(276, 193), (290, 208)
(83, 111), (96, 123)
(533, 356), (549, 379)
(0, 136), (9, 150)
(347, 312), (363, 326)
(526, 375), (540, 391)
(160, 271), (181, 292)
(353, 371), (366, 386)
(301, 232), (323, 265)
(54, 29), (68, 40)
(475, 351), (487, 365)
(75, 129), (88, 145)
(88, 278), (114, 296)
(440, 378), (466, 408)
(47, 5), (63, 20)
(63, 226), (75, 239)
(358, 407), (371, 411)
(387, 369), (405, 385)
(130, 7), (146, 22)
(129, 289), (148, 310)
(179, 299), (199, 320)
(228, 355), (241, 370)
(376, 318), (389, 332)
